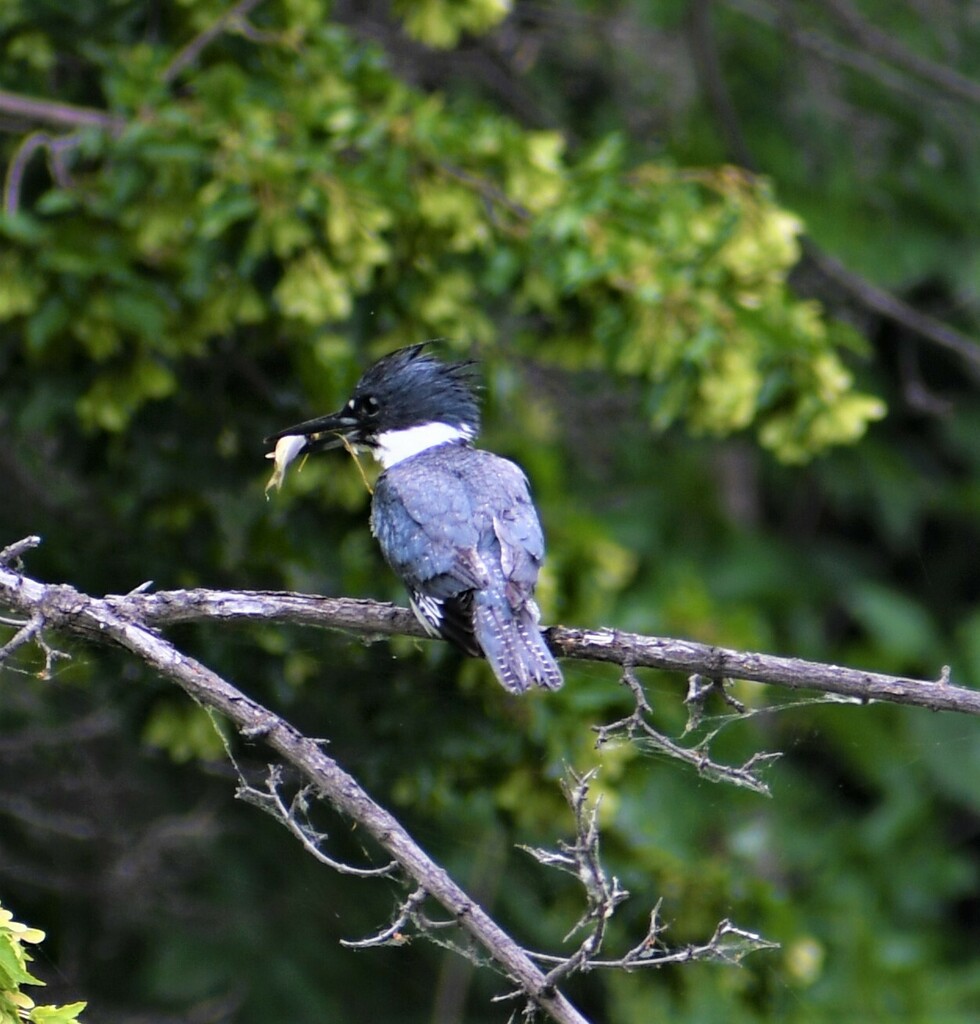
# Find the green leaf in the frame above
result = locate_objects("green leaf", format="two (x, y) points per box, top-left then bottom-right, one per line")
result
(29, 1004), (87, 1024)
(0, 252), (41, 320)
(394, 0), (511, 48)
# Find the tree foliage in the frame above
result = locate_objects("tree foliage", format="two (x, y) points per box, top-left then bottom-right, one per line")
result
(0, 902), (85, 1024)
(1, 1), (978, 1022)
(1, 0), (881, 458)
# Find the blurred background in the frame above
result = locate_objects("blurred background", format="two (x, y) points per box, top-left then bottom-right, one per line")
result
(1, 1), (978, 1021)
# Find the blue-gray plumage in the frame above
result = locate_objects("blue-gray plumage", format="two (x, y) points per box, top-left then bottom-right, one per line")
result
(265, 344), (563, 693)
(372, 444), (560, 692)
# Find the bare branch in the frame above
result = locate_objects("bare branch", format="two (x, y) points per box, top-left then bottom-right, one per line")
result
(801, 242), (980, 383)
(522, 769), (629, 988)
(523, 766), (776, 978)
(109, 586), (980, 716)
(0, 543), (972, 1005)
(4, 133), (52, 214)
(2, 129), (84, 214)
(550, 626), (978, 716)
(117, 586), (415, 634)
(0, 91), (124, 132)
(686, 0), (756, 170)
(0, 555), (591, 1024)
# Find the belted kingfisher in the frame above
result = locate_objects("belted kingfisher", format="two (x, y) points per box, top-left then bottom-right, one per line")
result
(265, 344), (563, 694)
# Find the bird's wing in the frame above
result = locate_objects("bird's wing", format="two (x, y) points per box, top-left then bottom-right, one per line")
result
(480, 456), (545, 605)
(371, 460), (489, 596)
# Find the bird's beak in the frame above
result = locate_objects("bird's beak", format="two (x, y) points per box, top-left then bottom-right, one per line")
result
(264, 410), (361, 455)
(264, 409), (361, 494)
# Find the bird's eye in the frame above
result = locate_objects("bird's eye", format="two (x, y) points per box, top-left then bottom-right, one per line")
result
(348, 394), (380, 418)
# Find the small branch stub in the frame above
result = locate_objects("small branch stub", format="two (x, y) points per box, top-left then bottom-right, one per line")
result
(0, 535), (42, 566)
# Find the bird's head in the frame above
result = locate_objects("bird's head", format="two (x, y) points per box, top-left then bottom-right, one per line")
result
(265, 344), (481, 484)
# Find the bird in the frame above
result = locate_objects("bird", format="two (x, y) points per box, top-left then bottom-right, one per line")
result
(265, 343), (563, 694)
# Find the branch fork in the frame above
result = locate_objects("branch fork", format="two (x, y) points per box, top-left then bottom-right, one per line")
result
(3, 534), (977, 1021)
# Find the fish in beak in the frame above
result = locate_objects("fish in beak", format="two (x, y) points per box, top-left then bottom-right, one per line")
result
(263, 409), (362, 493)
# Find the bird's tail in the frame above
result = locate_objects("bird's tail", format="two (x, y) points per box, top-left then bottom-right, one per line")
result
(474, 598), (563, 694)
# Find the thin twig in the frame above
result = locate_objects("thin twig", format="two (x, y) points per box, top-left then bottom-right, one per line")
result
(339, 886), (428, 948)
(237, 770), (399, 878)
(437, 161), (531, 223)
(0, 615), (43, 664)
(723, 0), (966, 111)
(820, 0), (980, 108)
(684, 673), (745, 733)
(528, 917), (778, 970)
(802, 241), (980, 383)
(2, 131), (82, 214)
(0, 535), (42, 565)
(4, 132), (53, 214)
(0, 610), (70, 678)
(593, 666), (779, 796)
(162, 0), (268, 83)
